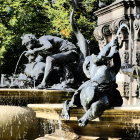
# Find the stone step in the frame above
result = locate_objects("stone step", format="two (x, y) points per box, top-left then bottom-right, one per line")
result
(35, 135), (100, 140)
(28, 103), (140, 122)
(28, 104), (140, 138)
(41, 136), (140, 140)
(36, 129), (100, 140)
(28, 103), (81, 120)
(44, 135), (100, 140)
(0, 89), (74, 105)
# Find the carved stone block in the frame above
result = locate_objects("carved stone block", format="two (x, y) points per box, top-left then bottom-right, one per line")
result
(94, 0), (140, 105)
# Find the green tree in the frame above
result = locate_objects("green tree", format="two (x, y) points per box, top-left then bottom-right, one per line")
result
(0, 0), (113, 74)
(0, 0), (51, 74)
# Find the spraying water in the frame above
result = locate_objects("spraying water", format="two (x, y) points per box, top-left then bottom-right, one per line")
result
(116, 23), (130, 37)
(113, 24), (130, 44)
(14, 51), (27, 75)
(58, 120), (64, 140)
(98, 23), (130, 59)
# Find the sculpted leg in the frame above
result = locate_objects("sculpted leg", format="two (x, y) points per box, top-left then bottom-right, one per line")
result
(38, 56), (54, 88)
(80, 85), (96, 111)
(61, 89), (81, 120)
(61, 81), (90, 120)
(38, 51), (78, 88)
(78, 96), (109, 126)
(61, 100), (71, 120)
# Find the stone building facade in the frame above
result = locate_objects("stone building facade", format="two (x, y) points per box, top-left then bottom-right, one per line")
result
(94, 0), (140, 105)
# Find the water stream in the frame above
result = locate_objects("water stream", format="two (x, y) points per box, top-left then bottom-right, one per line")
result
(58, 120), (64, 140)
(14, 51), (27, 75)
(98, 23), (130, 59)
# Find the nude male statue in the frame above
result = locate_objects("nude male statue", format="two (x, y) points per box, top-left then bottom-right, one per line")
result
(21, 34), (78, 88)
(61, 37), (123, 126)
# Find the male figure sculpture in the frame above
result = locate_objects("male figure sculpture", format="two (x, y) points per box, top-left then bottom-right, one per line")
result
(61, 37), (123, 126)
(21, 34), (78, 88)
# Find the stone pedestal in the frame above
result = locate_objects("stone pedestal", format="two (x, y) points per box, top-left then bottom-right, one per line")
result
(94, 0), (140, 105)
(28, 103), (140, 139)
(0, 89), (73, 105)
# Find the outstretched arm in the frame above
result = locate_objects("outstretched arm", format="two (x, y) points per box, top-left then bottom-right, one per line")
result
(97, 37), (119, 61)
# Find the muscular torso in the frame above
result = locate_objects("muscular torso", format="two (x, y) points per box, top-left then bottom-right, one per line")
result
(84, 54), (116, 84)
(39, 35), (77, 53)
(90, 64), (116, 84)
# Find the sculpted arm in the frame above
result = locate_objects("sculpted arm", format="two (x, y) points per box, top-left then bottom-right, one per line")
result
(97, 38), (119, 61)
(32, 39), (53, 53)
(26, 39), (53, 56)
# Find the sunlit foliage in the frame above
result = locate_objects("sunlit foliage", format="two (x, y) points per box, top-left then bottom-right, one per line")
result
(0, 0), (113, 74)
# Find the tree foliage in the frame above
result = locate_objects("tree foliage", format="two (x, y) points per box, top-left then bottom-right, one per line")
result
(0, 0), (113, 74)
(0, 0), (50, 74)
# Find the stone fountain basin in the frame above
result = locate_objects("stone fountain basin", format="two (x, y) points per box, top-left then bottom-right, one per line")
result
(1, 89), (140, 139)
(0, 105), (38, 140)
(28, 104), (140, 139)
(0, 89), (74, 105)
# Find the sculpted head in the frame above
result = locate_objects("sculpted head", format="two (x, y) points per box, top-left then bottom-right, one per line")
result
(21, 34), (37, 50)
